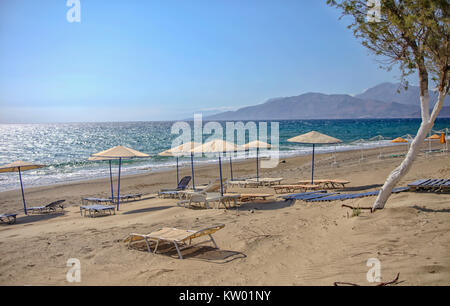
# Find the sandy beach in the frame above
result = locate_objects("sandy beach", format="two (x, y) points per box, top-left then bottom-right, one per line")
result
(0, 143), (449, 286)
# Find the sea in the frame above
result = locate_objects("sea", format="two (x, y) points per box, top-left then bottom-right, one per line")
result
(1, 118), (449, 192)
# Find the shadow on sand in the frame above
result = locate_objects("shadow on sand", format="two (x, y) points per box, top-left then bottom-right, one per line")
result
(236, 199), (295, 211)
(13, 212), (67, 225)
(130, 241), (246, 263)
(338, 184), (383, 192)
(122, 206), (173, 215)
(412, 205), (450, 213)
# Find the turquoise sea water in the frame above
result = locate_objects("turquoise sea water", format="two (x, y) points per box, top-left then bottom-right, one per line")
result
(0, 118), (449, 192)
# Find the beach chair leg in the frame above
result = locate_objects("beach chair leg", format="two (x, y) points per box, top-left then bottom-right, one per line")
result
(8, 216), (16, 225)
(209, 234), (218, 249)
(154, 239), (159, 254)
(173, 242), (183, 259)
(144, 237), (152, 253)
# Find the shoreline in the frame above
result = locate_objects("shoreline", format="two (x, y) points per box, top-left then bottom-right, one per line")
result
(0, 140), (430, 194)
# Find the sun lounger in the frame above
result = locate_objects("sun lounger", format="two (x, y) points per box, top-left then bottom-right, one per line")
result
(281, 191), (333, 201)
(0, 213), (17, 225)
(408, 179), (450, 192)
(80, 205), (115, 217)
(178, 192), (240, 209)
(273, 184), (321, 194)
(158, 176), (191, 198)
(81, 197), (113, 205)
(227, 180), (259, 188)
(124, 224), (225, 259)
(247, 178), (284, 187)
(27, 199), (65, 214)
(112, 193), (143, 202)
(296, 179), (350, 189)
(306, 187), (409, 202)
(178, 179), (225, 199)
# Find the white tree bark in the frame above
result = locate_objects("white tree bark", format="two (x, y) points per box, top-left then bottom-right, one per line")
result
(372, 90), (447, 210)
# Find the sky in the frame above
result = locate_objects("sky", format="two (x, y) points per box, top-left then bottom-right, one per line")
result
(0, 0), (407, 123)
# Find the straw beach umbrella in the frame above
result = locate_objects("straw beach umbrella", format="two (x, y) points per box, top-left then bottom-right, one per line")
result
(392, 137), (408, 143)
(90, 146), (149, 210)
(0, 161), (46, 215)
(191, 139), (238, 196)
(158, 142), (200, 188)
(240, 140), (272, 181)
(392, 137), (409, 154)
(287, 131), (342, 184)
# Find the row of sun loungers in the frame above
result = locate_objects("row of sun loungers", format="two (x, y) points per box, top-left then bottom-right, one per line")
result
(407, 179), (450, 193)
(281, 187), (409, 202)
(296, 179), (350, 189)
(228, 177), (283, 188)
(124, 224), (225, 259)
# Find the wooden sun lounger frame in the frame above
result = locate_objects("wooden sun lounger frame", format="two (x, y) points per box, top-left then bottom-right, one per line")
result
(273, 184), (320, 194)
(246, 178), (284, 187)
(125, 224), (225, 259)
(296, 179), (350, 189)
(0, 213), (17, 225)
(408, 179), (450, 193)
(227, 180), (259, 188)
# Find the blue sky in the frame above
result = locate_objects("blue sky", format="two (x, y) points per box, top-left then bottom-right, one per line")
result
(0, 0), (406, 123)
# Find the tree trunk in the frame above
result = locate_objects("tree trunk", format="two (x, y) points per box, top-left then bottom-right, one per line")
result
(372, 90), (446, 210)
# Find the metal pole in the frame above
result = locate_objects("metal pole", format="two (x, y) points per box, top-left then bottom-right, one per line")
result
(117, 157), (122, 211)
(176, 157), (179, 185)
(18, 167), (27, 215)
(229, 156), (233, 181)
(256, 147), (259, 181)
(311, 144), (315, 185)
(109, 160), (114, 201)
(219, 154), (224, 196)
(191, 153), (195, 190)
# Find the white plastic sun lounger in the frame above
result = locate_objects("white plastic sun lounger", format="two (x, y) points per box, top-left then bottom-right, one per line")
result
(80, 205), (115, 217)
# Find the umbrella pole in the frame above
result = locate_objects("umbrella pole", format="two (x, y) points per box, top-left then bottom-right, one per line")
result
(117, 157), (122, 211)
(311, 144), (315, 185)
(176, 157), (179, 185)
(256, 148), (259, 182)
(191, 153), (195, 190)
(18, 167), (27, 215)
(109, 160), (114, 201)
(219, 154), (224, 196)
(229, 156), (233, 181)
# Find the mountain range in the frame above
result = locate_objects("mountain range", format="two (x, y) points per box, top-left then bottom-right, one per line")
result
(205, 83), (450, 120)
